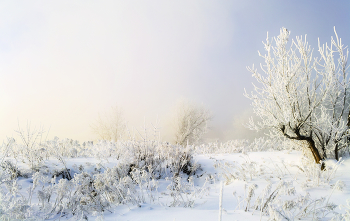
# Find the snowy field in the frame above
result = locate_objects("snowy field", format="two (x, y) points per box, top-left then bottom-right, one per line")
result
(0, 138), (350, 220)
(103, 152), (350, 221)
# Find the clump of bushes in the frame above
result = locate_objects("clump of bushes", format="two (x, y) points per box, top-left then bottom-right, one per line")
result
(0, 136), (206, 220)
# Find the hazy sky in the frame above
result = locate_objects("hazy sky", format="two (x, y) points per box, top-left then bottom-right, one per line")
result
(0, 1), (349, 142)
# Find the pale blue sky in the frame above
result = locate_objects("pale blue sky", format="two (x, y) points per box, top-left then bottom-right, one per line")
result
(0, 1), (349, 142)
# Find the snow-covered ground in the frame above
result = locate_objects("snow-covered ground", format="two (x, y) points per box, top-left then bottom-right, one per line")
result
(1, 146), (350, 220)
(101, 151), (350, 221)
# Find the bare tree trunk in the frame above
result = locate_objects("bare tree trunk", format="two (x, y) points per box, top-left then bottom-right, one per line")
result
(335, 145), (339, 161)
(281, 126), (324, 169)
(341, 109), (350, 161)
(305, 138), (325, 170)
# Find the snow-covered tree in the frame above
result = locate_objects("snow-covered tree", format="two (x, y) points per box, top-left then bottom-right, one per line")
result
(91, 105), (127, 141)
(172, 100), (212, 146)
(246, 27), (349, 165)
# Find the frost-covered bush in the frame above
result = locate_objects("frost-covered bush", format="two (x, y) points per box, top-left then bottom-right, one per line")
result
(332, 199), (350, 221)
(232, 180), (341, 220)
(194, 137), (299, 154)
(0, 160), (23, 180)
(194, 140), (250, 154)
(0, 135), (206, 219)
(1, 135), (199, 179)
(214, 154), (264, 183)
(165, 174), (210, 208)
(0, 163), (210, 220)
(293, 157), (343, 188)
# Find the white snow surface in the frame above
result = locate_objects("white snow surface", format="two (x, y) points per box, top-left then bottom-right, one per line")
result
(101, 151), (350, 221)
(2, 151), (350, 220)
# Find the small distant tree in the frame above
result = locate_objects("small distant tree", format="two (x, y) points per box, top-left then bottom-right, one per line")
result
(245, 27), (349, 165)
(91, 106), (127, 141)
(172, 100), (212, 146)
